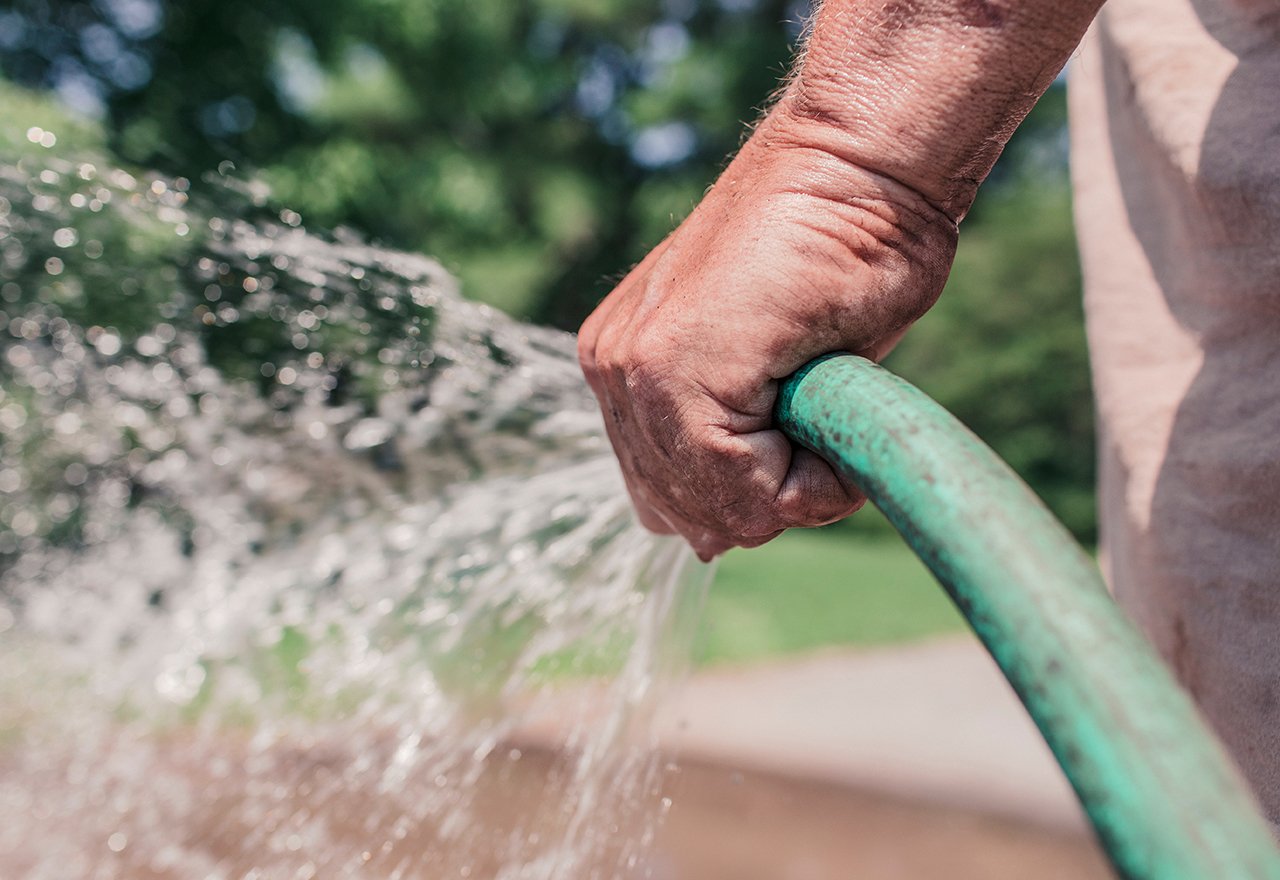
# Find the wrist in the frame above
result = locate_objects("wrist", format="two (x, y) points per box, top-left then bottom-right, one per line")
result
(737, 104), (959, 258)
(766, 82), (984, 222)
(687, 111), (959, 361)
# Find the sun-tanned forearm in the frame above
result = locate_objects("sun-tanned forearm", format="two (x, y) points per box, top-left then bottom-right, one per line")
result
(774, 0), (1105, 218)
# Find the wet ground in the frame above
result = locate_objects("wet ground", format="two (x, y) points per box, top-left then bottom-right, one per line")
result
(3, 638), (1121, 878)
(654, 757), (1112, 880)
(1, 733), (1112, 880)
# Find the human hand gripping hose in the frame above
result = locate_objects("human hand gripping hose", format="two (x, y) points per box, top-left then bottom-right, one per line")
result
(774, 354), (1280, 880)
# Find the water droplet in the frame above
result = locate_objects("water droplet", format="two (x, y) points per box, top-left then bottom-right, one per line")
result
(11, 510), (38, 537)
(6, 346), (32, 369)
(106, 832), (127, 853)
(344, 419), (394, 451)
(0, 404), (27, 430)
(53, 412), (81, 435)
(93, 332), (121, 357)
(64, 463), (88, 487)
(135, 335), (164, 357)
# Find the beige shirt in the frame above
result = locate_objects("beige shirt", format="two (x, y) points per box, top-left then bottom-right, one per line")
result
(1069, 0), (1280, 824)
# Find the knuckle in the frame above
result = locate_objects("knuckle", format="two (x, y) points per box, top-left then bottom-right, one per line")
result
(595, 326), (635, 379)
(690, 533), (732, 562)
(735, 530), (784, 550)
(776, 491), (862, 528)
(576, 332), (598, 377)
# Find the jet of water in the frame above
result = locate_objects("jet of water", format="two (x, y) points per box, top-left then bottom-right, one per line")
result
(0, 114), (708, 880)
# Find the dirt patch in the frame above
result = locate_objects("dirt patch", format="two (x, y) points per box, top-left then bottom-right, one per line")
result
(1, 733), (1112, 879)
(654, 758), (1113, 880)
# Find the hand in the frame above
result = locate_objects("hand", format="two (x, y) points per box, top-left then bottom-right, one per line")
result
(578, 106), (959, 560)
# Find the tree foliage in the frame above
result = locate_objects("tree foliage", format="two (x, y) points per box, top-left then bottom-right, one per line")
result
(3, 0), (810, 323)
(2, 1), (1096, 538)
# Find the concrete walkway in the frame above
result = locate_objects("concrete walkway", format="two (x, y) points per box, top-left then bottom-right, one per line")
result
(651, 635), (1087, 832)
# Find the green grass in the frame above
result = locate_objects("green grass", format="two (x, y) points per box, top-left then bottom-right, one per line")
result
(695, 521), (967, 667)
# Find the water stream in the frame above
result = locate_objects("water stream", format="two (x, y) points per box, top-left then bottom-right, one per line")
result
(0, 121), (708, 879)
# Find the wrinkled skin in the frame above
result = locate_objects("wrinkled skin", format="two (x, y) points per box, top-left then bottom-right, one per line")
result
(578, 107), (959, 560)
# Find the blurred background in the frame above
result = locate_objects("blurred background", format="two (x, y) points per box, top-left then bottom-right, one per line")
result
(1, 3), (1112, 876)
(0, 0), (1092, 667)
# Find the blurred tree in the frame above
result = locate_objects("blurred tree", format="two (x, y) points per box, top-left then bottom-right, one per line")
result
(1, 1), (1095, 537)
(1, 0), (811, 322)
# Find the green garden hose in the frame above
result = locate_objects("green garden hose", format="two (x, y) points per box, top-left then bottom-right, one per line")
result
(775, 354), (1280, 880)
